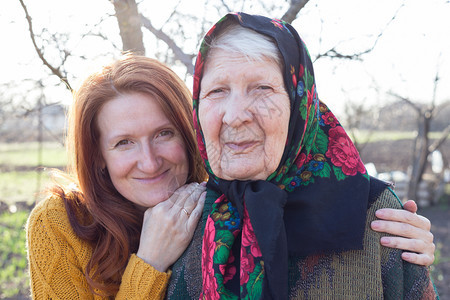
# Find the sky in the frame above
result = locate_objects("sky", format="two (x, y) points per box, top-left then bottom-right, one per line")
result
(1, 0), (450, 116)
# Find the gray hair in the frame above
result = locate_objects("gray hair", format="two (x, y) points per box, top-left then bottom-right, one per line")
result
(206, 23), (283, 69)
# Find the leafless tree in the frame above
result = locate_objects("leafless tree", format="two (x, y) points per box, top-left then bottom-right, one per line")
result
(341, 98), (378, 155)
(18, 0), (400, 84)
(18, 0), (73, 91)
(112, 0), (397, 76)
(112, 0), (145, 54)
(389, 71), (450, 201)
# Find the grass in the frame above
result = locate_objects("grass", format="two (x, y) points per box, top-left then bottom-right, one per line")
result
(0, 171), (53, 206)
(429, 241), (450, 286)
(0, 142), (67, 298)
(0, 142), (67, 168)
(0, 210), (30, 299)
(0, 142), (66, 205)
(351, 130), (446, 143)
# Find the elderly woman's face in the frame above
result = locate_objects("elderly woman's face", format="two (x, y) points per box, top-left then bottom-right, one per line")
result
(199, 50), (290, 180)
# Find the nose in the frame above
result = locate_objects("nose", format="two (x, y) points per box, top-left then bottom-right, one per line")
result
(222, 91), (253, 128)
(137, 142), (162, 173)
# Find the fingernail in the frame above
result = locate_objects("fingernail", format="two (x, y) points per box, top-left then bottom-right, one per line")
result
(200, 181), (207, 187)
(371, 221), (381, 229)
(380, 237), (390, 245)
(375, 210), (385, 218)
(402, 253), (411, 260)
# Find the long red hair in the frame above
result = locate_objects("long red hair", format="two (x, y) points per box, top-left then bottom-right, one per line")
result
(53, 54), (206, 296)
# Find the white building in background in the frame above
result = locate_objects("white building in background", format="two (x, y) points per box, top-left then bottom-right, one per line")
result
(41, 104), (66, 136)
(0, 104), (66, 142)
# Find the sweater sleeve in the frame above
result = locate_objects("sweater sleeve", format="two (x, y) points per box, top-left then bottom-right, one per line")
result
(375, 188), (439, 300)
(116, 254), (171, 299)
(26, 196), (171, 299)
(26, 196), (94, 299)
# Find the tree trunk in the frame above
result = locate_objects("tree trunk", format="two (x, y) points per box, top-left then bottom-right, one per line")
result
(35, 89), (44, 203)
(407, 112), (431, 201)
(113, 0), (145, 55)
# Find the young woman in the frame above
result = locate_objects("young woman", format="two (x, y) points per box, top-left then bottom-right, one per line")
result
(27, 55), (207, 298)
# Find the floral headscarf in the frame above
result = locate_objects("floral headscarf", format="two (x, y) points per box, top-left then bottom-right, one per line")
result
(193, 13), (369, 299)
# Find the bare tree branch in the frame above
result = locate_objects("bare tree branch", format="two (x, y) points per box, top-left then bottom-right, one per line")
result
(219, 0), (232, 13)
(431, 69), (440, 108)
(315, 2), (404, 62)
(140, 14), (195, 74)
(388, 92), (422, 113)
(315, 48), (368, 61)
(161, 0), (182, 28)
(429, 125), (450, 153)
(18, 0), (72, 91)
(79, 13), (122, 51)
(281, 0), (310, 23)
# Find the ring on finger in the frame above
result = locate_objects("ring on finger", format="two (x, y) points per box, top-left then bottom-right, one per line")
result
(182, 208), (191, 216)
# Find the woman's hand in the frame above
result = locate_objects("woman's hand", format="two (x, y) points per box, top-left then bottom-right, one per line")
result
(371, 200), (435, 266)
(136, 182), (207, 272)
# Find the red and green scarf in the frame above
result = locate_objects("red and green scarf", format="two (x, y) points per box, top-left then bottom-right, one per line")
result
(192, 13), (369, 299)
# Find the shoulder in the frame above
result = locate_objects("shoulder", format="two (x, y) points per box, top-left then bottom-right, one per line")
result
(368, 176), (402, 211)
(27, 194), (68, 229)
(364, 181), (402, 228)
(26, 192), (84, 247)
(370, 187), (403, 211)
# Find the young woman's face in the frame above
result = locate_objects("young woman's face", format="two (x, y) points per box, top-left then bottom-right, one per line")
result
(97, 92), (189, 209)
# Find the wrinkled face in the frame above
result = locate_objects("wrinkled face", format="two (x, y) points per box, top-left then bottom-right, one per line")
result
(97, 93), (189, 209)
(199, 50), (290, 180)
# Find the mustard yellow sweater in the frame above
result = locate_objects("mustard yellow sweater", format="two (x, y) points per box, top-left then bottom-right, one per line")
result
(26, 195), (171, 299)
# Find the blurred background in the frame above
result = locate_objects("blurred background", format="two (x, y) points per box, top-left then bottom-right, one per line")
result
(0, 0), (449, 298)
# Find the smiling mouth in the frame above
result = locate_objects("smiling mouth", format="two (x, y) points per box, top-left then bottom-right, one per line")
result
(135, 169), (169, 183)
(224, 141), (260, 153)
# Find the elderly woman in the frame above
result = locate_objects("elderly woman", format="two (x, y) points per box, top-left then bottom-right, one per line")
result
(166, 13), (438, 299)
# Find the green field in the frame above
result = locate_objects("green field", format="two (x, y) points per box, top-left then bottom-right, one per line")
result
(0, 142), (66, 205)
(0, 142), (67, 168)
(0, 142), (66, 298)
(0, 210), (30, 299)
(350, 130), (446, 143)
(0, 171), (54, 205)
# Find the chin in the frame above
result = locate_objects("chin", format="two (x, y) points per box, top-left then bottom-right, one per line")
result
(219, 168), (268, 181)
(136, 191), (171, 208)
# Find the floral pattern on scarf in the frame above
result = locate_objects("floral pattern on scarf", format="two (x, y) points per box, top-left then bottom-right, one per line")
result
(193, 12), (369, 299)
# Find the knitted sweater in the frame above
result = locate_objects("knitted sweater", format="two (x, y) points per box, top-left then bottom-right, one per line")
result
(26, 195), (171, 299)
(27, 188), (438, 299)
(167, 187), (439, 299)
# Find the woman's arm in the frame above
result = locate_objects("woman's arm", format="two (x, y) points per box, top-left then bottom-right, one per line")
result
(27, 197), (95, 299)
(27, 183), (205, 299)
(371, 200), (435, 266)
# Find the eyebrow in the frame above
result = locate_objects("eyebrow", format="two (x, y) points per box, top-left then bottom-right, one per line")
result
(103, 121), (175, 142)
